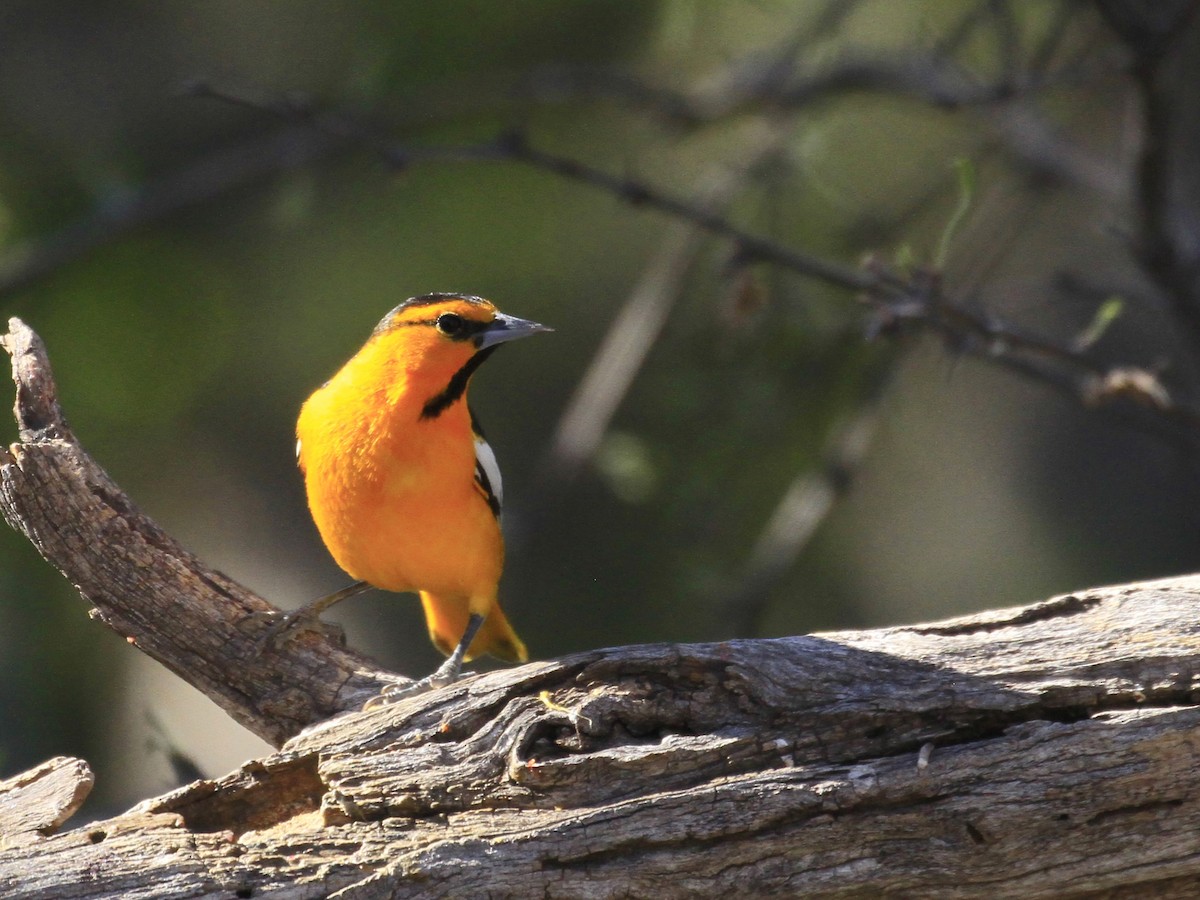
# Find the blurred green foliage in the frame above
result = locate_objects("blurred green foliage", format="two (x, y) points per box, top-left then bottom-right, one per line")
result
(2, 0), (1200, 813)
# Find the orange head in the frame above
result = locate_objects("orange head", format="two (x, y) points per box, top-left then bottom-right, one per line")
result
(366, 293), (551, 418)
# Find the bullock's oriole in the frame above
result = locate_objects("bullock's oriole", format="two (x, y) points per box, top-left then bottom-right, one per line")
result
(265, 293), (550, 701)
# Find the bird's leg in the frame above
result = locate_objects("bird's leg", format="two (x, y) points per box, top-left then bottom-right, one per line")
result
(364, 612), (484, 709)
(257, 580), (374, 651)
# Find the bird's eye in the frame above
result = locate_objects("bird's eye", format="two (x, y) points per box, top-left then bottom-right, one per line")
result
(435, 313), (465, 337)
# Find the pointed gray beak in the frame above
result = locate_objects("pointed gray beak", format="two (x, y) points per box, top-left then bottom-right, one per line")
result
(477, 313), (553, 350)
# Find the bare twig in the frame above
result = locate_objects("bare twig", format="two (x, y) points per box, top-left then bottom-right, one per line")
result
(530, 36), (1118, 128)
(188, 80), (875, 294)
(0, 125), (345, 301)
(868, 262), (1200, 445)
(2, 15), (1192, 473)
(540, 125), (791, 491)
(186, 81), (1200, 449)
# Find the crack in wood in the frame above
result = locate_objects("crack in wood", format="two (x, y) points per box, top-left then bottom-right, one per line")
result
(147, 755), (327, 837)
(908, 594), (1103, 636)
(1085, 798), (1185, 827)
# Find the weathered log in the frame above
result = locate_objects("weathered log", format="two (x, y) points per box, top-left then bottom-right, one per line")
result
(2, 317), (1200, 898)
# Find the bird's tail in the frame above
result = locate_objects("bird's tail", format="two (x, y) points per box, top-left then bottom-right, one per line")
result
(420, 592), (528, 663)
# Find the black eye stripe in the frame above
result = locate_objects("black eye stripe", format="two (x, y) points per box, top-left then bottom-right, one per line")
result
(372, 294), (492, 336)
(392, 316), (490, 341)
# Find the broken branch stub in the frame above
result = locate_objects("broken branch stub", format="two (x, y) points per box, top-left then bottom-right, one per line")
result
(0, 317), (398, 745)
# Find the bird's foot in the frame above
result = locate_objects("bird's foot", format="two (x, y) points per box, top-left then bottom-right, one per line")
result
(253, 607), (340, 654)
(362, 659), (466, 709)
(253, 582), (370, 654)
(361, 611), (482, 709)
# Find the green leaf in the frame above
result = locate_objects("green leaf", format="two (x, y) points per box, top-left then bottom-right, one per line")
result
(1075, 296), (1124, 350)
(934, 157), (977, 270)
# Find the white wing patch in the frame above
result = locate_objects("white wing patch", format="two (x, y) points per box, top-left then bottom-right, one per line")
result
(474, 433), (503, 518)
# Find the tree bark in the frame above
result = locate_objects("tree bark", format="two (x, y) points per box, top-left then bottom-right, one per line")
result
(0, 318), (397, 745)
(2, 317), (1200, 898)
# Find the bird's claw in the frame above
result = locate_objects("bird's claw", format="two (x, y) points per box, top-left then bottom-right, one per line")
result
(362, 669), (464, 709)
(253, 608), (343, 655)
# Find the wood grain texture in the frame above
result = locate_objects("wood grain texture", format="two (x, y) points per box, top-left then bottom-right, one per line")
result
(0, 757), (93, 850)
(3, 318), (1200, 897)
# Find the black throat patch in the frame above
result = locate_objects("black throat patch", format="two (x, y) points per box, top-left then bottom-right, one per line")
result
(420, 346), (499, 419)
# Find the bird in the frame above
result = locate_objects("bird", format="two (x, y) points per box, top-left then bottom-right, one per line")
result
(263, 293), (551, 701)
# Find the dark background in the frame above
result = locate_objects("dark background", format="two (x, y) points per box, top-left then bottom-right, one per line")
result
(2, 1), (1199, 813)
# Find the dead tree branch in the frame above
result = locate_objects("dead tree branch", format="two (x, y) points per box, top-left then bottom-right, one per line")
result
(5, 574), (1200, 896)
(0, 318), (396, 746)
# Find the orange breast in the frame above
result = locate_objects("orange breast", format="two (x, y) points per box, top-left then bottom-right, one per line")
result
(297, 340), (503, 603)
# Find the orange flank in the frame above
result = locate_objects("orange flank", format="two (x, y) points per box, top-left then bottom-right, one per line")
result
(292, 294), (549, 672)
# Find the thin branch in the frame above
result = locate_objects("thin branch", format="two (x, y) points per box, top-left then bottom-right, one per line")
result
(528, 41), (1120, 128)
(188, 80), (876, 294)
(538, 126), (791, 492)
(509, 135), (878, 291)
(0, 125), (345, 301)
(866, 262), (1200, 440)
(0, 43), (1189, 470)
(522, 13), (1121, 198)
(188, 81), (1200, 450)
